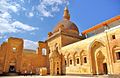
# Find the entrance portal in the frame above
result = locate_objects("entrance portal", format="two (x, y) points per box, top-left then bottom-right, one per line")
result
(90, 41), (109, 75)
(96, 52), (108, 75)
(9, 66), (16, 73)
(103, 63), (108, 74)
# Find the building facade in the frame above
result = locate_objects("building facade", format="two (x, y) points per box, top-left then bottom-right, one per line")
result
(0, 7), (120, 75)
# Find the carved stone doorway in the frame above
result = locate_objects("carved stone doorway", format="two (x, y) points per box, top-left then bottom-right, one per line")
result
(96, 51), (108, 75)
(90, 41), (108, 75)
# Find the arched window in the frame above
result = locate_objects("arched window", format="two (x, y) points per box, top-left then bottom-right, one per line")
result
(77, 58), (79, 64)
(80, 50), (87, 65)
(66, 53), (70, 66)
(83, 57), (87, 63)
(70, 59), (72, 65)
(65, 60), (67, 66)
(42, 48), (47, 55)
(74, 52), (80, 65)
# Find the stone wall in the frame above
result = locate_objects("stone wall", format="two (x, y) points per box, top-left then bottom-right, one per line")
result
(61, 24), (120, 74)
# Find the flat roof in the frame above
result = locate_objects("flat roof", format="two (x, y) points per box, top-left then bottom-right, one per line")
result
(82, 15), (120, 35)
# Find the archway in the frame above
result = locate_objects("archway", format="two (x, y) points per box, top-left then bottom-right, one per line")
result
(96, 51), (108, 74)
(7, 60), (18, 76)
(49, 47), (61, 75)
(9, 65), (16, 73)
(90, 41), (108, 75)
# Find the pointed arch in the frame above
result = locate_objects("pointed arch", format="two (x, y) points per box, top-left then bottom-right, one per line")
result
(73, 51), (79, 65)
(88, 39), (106, 50)
(89, 39), (108, 74)
(66, 53), (70, 59)
(65, 53), (70, 67)
(80, 50), (87, 65)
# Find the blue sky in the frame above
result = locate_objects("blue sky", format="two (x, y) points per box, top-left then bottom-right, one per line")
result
(0, 0), (120, 50)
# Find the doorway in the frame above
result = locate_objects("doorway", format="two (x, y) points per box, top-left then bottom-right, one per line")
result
(9, 65), (16, 73)
(57, 68), (59, 75)
(103, 63), (108, 74)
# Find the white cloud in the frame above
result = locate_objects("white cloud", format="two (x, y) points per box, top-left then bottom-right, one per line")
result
(12, 21), (38, 31)
(0, 12), (11, 19)
(24, 39), (38, 50)
(0, 0), (38, 35)
(9, 5), (18, 13)
(28, 12), (34, 17)
(0, 0), (69, 40)
(37, 0), (69, 17)
(0, 0), (22, 13)
(0, 15), (38, 34)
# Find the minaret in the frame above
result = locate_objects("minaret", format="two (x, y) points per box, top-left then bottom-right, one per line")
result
(63, 6), (70, 20)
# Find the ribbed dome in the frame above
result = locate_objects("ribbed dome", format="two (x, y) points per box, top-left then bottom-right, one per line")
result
(53, 19), (79, 34)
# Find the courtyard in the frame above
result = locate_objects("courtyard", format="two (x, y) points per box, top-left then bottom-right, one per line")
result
(0, 0), (120, 77)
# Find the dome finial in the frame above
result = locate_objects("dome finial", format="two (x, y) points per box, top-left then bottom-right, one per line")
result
(63, 6), (70, 20)
(64, 6), (68, 10)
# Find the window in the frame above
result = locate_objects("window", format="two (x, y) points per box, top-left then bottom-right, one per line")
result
(57, 62), (59, 64)
(84, 57), (87, 63)
(65, 60), (67, 65)
(77, 58), (79, 64)
(116, 52), (120, 60)
(48, 49), (50, 54)
(13, 48), (16, 52)
(112, 35), (116, 39)
(70, 60), (72, 65)
(42, 48), (47, 55)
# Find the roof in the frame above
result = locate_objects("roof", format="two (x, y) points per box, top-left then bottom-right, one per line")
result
(82, 15), (120, 35)
(53, 19), (79, 33)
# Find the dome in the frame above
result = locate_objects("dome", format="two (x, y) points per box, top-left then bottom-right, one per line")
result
(53, 19), (79, 33)
(53, 7), (79, 35)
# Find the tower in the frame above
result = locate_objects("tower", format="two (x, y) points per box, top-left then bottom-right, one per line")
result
(3, 37), (23, 73)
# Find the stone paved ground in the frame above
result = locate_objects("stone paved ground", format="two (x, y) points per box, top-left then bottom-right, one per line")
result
(0, 75), (120, 78)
